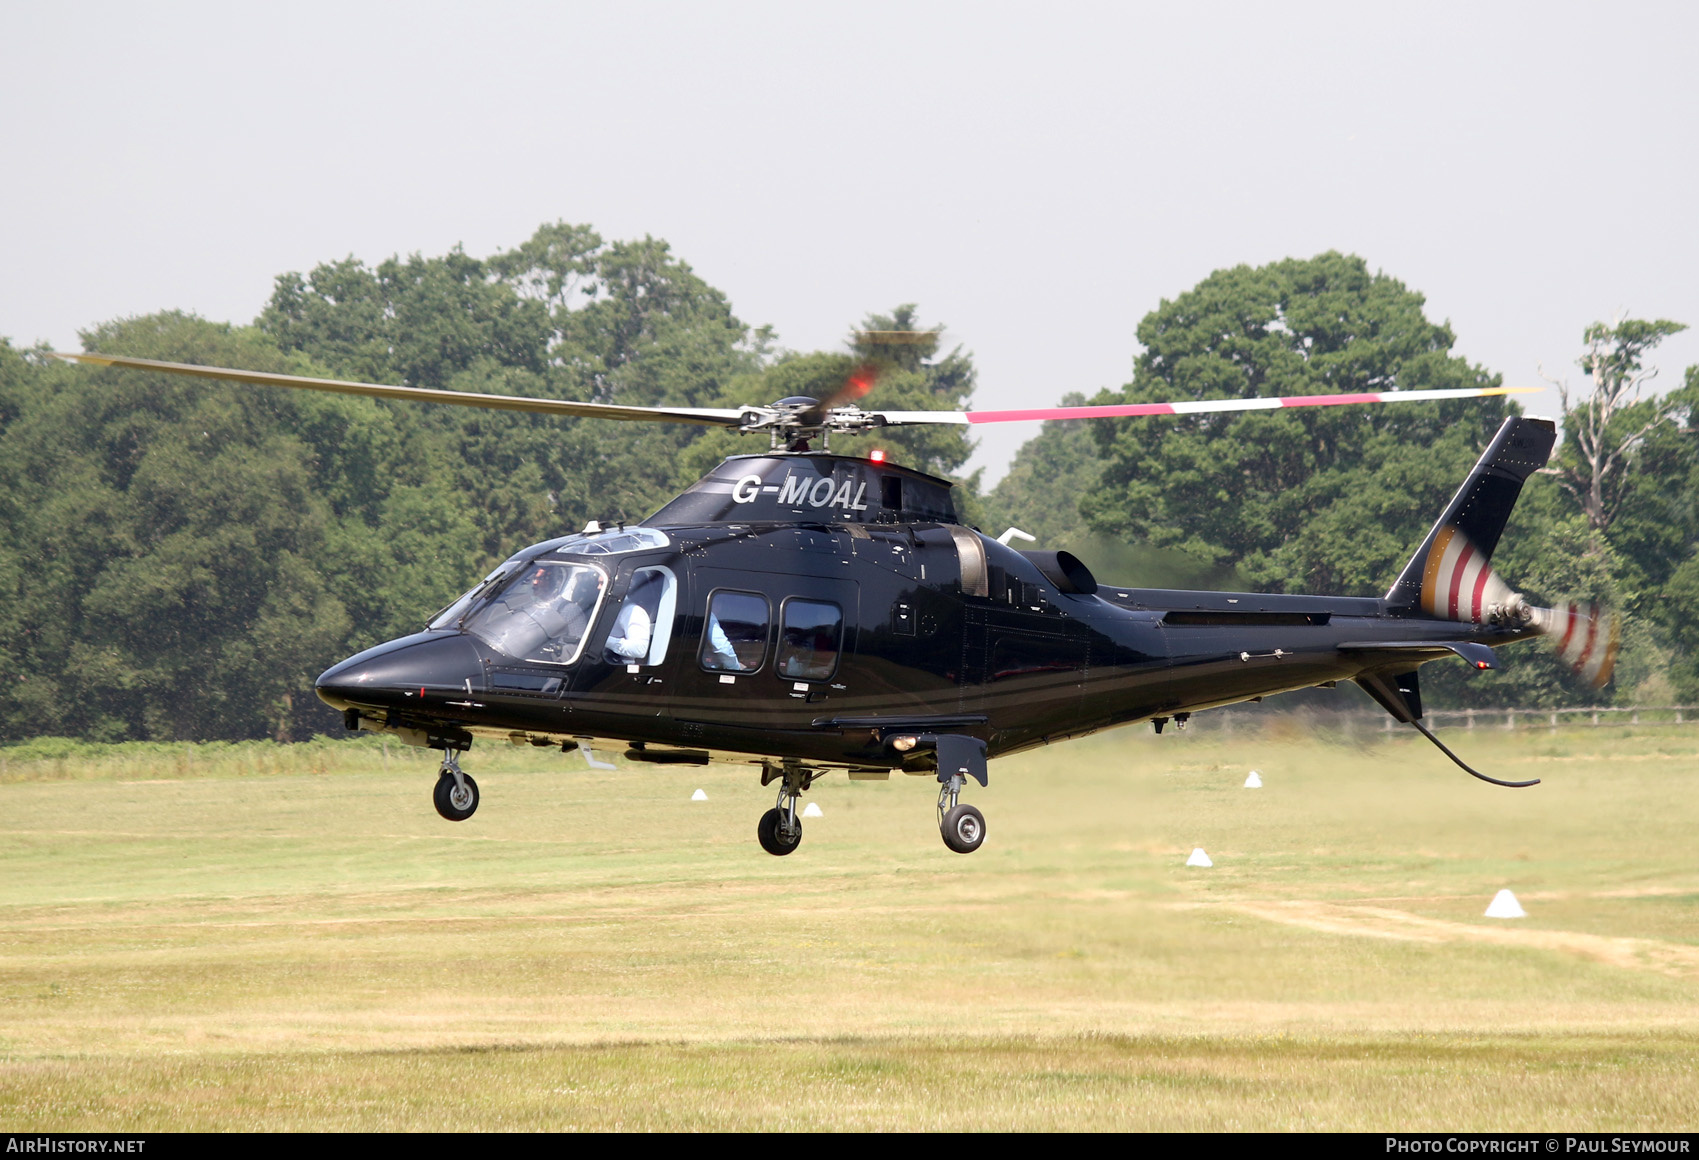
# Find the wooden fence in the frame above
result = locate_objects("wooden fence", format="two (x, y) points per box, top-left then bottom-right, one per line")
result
(1193, 704), (1699, 735)
(1415, 705), (1699, 732)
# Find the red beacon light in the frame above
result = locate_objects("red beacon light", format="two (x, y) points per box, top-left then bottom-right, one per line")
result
(869, 449), (887, 464)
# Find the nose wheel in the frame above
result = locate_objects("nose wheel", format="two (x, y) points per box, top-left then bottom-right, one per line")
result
(937, 775), (985, 853)
(433, 749), (479, 821)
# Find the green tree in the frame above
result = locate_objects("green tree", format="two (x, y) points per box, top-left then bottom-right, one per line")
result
(265, 247), (552, 390)
(1622, 364), (1699, 700)
(263, 224), (769, 542)
(0, 315), (366, 741)
(1483, 321), (1691, 707)
(1541, 316), (1689, 534)
(0, 341), (75, 737)
(846, 305), (978, 481)
(980, 393), (1102, 546)
(3, 227), (995, 744)
(1079, 252), (1516, 595)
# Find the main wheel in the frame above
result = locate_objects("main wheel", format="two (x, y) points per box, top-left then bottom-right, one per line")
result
(433, 772), (479, 821)
(940, 803), (985, 853)
(757, 807), (802, 856)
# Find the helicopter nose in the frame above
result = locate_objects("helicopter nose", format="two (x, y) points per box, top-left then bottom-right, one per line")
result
(315, 631), (486, 711)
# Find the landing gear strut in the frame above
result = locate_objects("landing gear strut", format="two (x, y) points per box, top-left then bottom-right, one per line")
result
(937, 774), (985, 854)
(433, 748), (479, 821)
(757, 763), (815, 856)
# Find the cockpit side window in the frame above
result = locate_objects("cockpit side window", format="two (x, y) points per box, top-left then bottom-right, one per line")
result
(602, 566), (678, 666)
(462, 561), (607, 664)
(699, 590), (769, 674)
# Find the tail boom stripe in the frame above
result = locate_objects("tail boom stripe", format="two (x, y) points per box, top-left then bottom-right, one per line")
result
(1448, 541), (1476, 621)
(1469, 561), (1493, 623)
(1422, 525), (1457, 616)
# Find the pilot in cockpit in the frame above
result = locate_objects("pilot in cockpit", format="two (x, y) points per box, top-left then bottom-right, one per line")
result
(526, 565), (600, 659)
(527, 565), (562, 603)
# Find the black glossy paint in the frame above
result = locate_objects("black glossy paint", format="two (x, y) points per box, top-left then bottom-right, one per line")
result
(315, 418), (1556, 776)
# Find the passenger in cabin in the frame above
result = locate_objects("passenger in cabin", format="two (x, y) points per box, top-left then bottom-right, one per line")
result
(703, 611), (740, 669)
(605, 572), (661, 663)
(701, 591), (767, 671)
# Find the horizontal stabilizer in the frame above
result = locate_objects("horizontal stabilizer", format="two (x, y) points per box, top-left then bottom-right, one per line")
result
(1339, 641), (1500, 669)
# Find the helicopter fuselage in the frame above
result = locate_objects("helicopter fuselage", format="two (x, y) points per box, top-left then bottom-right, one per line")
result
(314, 452), (1535, 780)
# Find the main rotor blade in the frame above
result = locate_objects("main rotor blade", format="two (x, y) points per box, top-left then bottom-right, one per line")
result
(50, 353), (751, 427)
(870, 385), (1536, 427)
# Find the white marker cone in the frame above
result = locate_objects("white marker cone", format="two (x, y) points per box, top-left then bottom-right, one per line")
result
(1484, 889), (1526, 918)
(1186, 848), (1213, 867)
(691, 788), (708, 801)
(1244, 770), (1263, 788)
(801, 802), (823, 818)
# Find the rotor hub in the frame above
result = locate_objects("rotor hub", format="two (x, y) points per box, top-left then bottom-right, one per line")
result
(736, 396), (888, 449)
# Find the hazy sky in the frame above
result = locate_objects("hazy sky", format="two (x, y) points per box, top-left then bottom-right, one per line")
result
(4, 1), (1695, 483)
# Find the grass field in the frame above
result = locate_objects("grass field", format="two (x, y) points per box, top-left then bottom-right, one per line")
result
(3, 723), (1698, 1130)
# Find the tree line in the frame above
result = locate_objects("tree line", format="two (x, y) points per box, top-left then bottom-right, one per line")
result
(0, 230), (1691, 743)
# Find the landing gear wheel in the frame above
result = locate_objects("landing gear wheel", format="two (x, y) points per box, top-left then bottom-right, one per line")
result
(757, 807), (802, 856)
(433, 772), (479, 821)
(940, 803), (985, 854)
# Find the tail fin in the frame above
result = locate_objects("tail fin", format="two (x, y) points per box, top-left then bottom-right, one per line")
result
(1385, 416), (1555, 610)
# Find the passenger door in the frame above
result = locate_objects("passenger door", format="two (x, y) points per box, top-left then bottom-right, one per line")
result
(566, 560), (682, 719)
(673, 569), (859, 731)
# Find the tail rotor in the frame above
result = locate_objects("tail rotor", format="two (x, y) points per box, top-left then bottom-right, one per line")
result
(1419, 527), (1622, 689)
(1531, 600), (1623, 690)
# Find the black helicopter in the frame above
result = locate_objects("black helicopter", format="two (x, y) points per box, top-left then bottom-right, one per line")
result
(54, 348), (1618, 857)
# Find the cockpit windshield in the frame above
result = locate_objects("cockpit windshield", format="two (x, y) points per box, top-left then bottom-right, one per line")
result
(461, 561), (607, 664)
(427, 525), (669, 636)
(428, 552), (530, 631)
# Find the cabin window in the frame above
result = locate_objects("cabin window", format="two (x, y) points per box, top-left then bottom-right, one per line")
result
(700, 590), (769, 674)
(463, 561), (606, 665)
(602, 566), (678, 666)
(777, 599), (842, 682)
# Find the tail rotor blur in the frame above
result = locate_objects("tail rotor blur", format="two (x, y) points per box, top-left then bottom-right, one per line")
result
(1531, 600), (1623, 689)
(1420, 526), (1622, 690)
